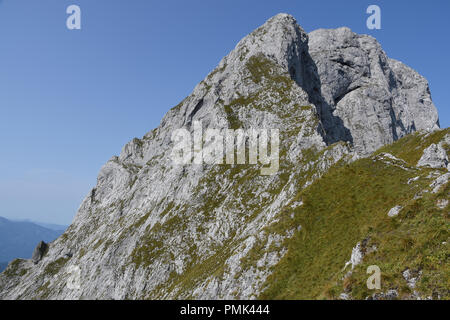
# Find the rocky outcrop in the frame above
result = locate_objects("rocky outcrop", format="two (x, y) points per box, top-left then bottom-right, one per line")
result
(31, 241), (48, 264)
(308, 27), (439, 155)
(367, 289), (399, 300)
(0, 13), (443, 300)
(430, 172), (450, 194)
(417, 138), (449, 170)
(387, 205), (402, 217)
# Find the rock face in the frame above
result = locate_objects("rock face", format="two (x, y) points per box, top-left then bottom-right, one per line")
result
(308, 27), (439, 155)
(387, 205), (402, 217)
(417, 136), (449, 169)
(31, 241), (48, 264)
(0, 14), (443, 300)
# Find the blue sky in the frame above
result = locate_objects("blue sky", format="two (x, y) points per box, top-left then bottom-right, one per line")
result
(0, 0), (448, 224)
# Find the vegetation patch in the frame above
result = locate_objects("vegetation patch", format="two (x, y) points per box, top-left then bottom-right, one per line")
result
(2, 259), (28, 277)
(223, 54), (301, 129)
(375, 128), (449, 166)
(259, 141), (447, 299)
(335, 182), (449, 299)
(44, 257), (68, 276)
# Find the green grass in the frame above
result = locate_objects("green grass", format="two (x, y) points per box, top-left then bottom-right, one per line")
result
(44, 257), (68, 276)
(223, 54), (302, 129)
(130, 220), (168, 269)
(375, 128), (449, 166)
(246, 54), (292, 88)
(259, 137), (449, 299)
(36, 281), (51, 299)
(339, 181), (449, 299)
(2, 259), (28, 277)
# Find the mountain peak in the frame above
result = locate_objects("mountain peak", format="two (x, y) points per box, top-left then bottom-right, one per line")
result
(0, 14), (445, 301)
(231, 13), (308, 71)
(263, 13), (299, 29)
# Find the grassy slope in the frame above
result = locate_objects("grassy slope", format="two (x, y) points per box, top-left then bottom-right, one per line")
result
(260, 129), (449, 299)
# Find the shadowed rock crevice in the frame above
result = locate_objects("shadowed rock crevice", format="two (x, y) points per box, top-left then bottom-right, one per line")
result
(307, 27), (440, 155)
(296, 47), (354, 146)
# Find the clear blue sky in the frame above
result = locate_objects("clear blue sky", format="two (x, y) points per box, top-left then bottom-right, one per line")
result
(0, 0), (448, 224)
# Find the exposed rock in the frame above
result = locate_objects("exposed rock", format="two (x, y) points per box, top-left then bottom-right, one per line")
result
(367, 289), (398, 300)
(0, 13), (442, 300)
(436, 199), (448, 209)
(430, 173), (450, 194)
(407, 176), (420, 184)
(417, 143), (449, 169)
(402, 268), (422, 289)
(31, 241), (48, 264)
(339, 293), (351, 300)
(344, 238), (377, 270)
(308, 28), (439, 156)
(344, 243), (364, 270)
(375, 153), (412, 171)
(426, 171), (442, 179)
(388, 205), (402, 217)
(290, 200), (303, 208)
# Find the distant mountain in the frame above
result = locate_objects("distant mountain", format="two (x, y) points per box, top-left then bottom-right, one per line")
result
(34, 222), (67, 232)
(8, 218), (68, 232)
(0, 216), (64, 269)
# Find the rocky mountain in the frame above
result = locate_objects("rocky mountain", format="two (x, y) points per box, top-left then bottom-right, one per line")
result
(0, 13), (447, 300)
(0, 217), (64, 272)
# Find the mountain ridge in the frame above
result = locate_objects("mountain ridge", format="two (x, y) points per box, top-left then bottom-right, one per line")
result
(0, 216), (63, 272)
(0, 13), (446, 300)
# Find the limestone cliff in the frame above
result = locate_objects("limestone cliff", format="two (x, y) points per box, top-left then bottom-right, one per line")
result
(0, 14), (446, 300)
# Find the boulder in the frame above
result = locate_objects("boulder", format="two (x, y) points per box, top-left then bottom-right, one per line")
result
(31, 241), (48, 264)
